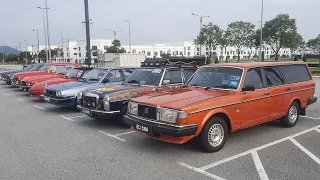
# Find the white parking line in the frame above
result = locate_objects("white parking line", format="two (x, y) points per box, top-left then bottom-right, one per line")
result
(315, 128), (320, 133)
(67, 115), (87, 119)
(34, 105), (45, 110)
(301, 116), (320, 120)
(114, 131), (136, 136)
(60, 115), (76, 122)
(17, 98), (24, 102)
(34, 105), (56, 110)
(251, 151), (269, 180)
(4, 93), (10, 96)
(290, 138), (320, 165)
(178, 162), (226, 180)
(97, 130), (126, 142)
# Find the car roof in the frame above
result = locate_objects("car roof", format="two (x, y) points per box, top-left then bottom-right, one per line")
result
(204, 61), (306, 69)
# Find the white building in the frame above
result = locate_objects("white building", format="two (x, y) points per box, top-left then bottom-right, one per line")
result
(27, 38), (292, 63)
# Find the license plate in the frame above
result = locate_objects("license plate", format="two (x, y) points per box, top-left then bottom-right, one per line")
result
(82, 109), (92, 116)
(134, 123), (150, 133)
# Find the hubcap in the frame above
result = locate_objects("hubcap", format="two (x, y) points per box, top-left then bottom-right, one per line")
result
(208, 124), (224, 147)
(288, 106), (298, 123)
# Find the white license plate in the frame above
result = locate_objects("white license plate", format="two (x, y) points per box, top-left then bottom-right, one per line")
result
(135, 124), (150, 133)
(82, 109), (92, 116)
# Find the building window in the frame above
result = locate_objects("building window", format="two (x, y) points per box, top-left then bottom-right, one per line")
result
(176, 50), (178, 55)
(147, 52), (151, 56)
(78, 47), (81, 51)
(160, 50), (163, 55)
(188, 47), (191, 50)
(188, 52), (191, 56)
(179, 52), (183, 56)
(79, 53), (81, 57)
(142, 50), (146, 54)
(154, 51), (158, 56)
(172, 51), (175, 55)
(104, 46), (108, 50)
(184, 47), (186, 55)
(73, 47), (77, 50)
(92, 46), (98, 50)
(67, 47), (69, 51)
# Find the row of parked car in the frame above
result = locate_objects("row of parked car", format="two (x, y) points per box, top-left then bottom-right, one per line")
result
(0, 57), (317, 152)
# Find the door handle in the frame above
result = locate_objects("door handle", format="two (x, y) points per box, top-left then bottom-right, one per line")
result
(265, 92), (270, 95)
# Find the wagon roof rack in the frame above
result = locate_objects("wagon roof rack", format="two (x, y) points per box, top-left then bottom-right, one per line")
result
(141, 56), (206, 67)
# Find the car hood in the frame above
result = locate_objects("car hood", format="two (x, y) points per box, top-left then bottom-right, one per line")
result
(0, 70), (23, 75)
(33, 78), (74, 88)
(15, 71), (48, 78)
(22, 74), (61, 82)
(85, 84), (142, 98)
(132, 87), (233, 110)
(46, 80), (102, 91)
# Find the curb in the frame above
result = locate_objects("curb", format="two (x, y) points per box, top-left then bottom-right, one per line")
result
(313, 76), (320, 78)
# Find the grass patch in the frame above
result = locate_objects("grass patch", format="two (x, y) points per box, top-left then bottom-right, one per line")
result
(310, 67), (320, 74)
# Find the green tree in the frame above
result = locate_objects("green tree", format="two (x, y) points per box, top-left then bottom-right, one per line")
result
(106, 40), (125, 53)
(226, 21), (256, 62)
(194, 22), (223, 64)
(218, 30), (230, 63)
(263, 14), (297, 60)
(285, 32), (304, 58)
(0, 52), (4, 63)
(6, 54), (19, 62)
(307, 34), (320, 67)
(19, 51), (32, 64)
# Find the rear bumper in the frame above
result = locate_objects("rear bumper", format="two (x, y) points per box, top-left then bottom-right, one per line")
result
(77, 105), (120, 119)
(308, 95), (317, 105)
(45, 96), (76, 107)
(124, 114), (198, 137)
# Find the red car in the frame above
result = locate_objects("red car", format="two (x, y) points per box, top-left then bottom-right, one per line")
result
(12, 62), (78, 89)
(29, 67), (92, 97)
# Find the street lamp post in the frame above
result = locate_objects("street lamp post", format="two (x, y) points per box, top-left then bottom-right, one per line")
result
(33, 29), (40, 62)
(125, 20), (131, 54)
(60, 33), (64, 62)
(106, 29), (123, 40)
(24, 41), (28, 65)
(259, 0), (264, 62)
(37, 6), (49, 63)
(66, 38), (75, 62)
(191, 13), (210, 56)
(45, 0), (52, 62)
(84, 0), (92, 66)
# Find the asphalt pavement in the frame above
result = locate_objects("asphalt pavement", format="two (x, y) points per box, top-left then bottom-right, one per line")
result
(0, 76), (319, 180)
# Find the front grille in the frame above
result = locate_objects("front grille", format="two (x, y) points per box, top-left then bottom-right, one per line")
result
(46, 90), (56, 96)
(82, 96), (98, 109)
(21, 81), (27, 86)
(138, 104), (157, 120)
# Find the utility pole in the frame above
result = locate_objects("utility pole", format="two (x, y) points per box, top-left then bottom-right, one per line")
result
(24, 41), (28, 65)
(125, 20), (131, 54)
(106, 29), (123, 40)
(45, 0), (52, 62)
(259, 0), (264, 62)
(37, 6), (49, 63)
(33, 29), (40, 63)
(191, 13), (210, 56)
(60, 33), (64, 62)
(84, 0), (91, 66)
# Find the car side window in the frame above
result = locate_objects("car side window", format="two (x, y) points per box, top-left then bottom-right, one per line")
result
(123, 69), (134, 80)
(244, 68), (264, 89)
(163, 69), (182, 84)
(282, 65), (311, 84)
(182, 68), (197, 82)
(264, 66), (285, 87)
(106, 70), (123, 82)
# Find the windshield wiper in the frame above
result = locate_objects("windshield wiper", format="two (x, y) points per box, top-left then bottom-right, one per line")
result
(125, 80), (140, 85)
(214, 85), (234, 89)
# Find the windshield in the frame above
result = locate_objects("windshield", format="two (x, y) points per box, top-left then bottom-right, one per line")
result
(65, 69), (84, 79)
(187, 67), (243, 90)
(38, 64), (50, 71)
(82, 68), (109, 81)
(55, 66), (72, 74)
(24, 65), (34, 71)
(124, 68), (164, 86)
(29, 64), (44, 71)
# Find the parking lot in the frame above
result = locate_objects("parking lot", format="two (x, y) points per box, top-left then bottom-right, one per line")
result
(0, 76), (319, 180)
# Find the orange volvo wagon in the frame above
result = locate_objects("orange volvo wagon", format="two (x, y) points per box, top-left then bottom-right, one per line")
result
(124, 61), (317, 152)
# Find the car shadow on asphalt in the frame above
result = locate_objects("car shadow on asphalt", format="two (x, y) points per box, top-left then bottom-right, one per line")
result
(76, 118), (126, 131)
(44, 107), (79, 114)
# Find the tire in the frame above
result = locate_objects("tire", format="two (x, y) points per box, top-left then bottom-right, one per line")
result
(198, 117), (228, 153)
(119, 105), (131, 129)
(280, 101), (300, 128)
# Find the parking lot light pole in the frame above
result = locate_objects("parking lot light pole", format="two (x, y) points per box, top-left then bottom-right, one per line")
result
(106, 29), (123, 40)
(37, 6), (49, 63)
(125, 20), (131, 54)
(60, 33), (64, 62)
(191, 13), (210, 56)
(33, 29), (40, 62)
(45, 0), (52, 63)
(66, 38), (76, 62)
(259, 0), (264, 62)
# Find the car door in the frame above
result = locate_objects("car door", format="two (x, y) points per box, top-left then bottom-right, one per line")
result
(263, 66), (290, 119)
(240, 68), (270, 128)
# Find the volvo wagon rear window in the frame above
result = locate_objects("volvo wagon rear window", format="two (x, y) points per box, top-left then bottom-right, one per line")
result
(187, 67), (243, 90)
(282, 65), (311, 84)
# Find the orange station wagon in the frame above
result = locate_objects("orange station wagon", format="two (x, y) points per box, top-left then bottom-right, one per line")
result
(124, 61), (317, 152)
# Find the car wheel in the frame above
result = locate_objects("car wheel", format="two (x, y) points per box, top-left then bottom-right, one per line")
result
(198, 117), (228, 153)
(119, 105), (131, 129)
(280, 101), (300, 128)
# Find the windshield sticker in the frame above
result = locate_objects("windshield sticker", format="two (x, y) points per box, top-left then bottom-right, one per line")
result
(228, 81), (239, 87)
(96, 87), (116, 92)
(222, 80), (229, 85)
(236, 76), (241, 80)
(229, 76), (236, 81)
(152, 69), (162, 73)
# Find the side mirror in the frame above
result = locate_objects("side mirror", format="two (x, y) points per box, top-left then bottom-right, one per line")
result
(163, 80), (171, 85)
(102, 78), (110, 83)
(242, 85), (256, 92)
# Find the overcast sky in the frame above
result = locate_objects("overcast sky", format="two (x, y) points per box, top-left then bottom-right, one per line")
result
(0, 0), (319, 48)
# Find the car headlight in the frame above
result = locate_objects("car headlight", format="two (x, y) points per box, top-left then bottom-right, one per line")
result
(158, 108), (187, 123)
(26, 82), (30, 86)
(43, 88), (46, 94)
(77, 92), (82, 104)
(103, 96), (110, 111)
(56, 91), (63, 97)
(128, 101), (138, 115)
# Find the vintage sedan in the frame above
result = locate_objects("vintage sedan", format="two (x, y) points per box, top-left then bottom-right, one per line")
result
(20, 65), (74, 91)
(29, 67), (92, 97)
(43, 67), (135, 108)
(77, 63), (198, 128)
(12, 62), (78, 87)
(1, 64), (34, 81)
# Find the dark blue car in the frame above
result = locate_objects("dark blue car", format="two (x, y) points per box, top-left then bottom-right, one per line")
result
(1, 64), (45, 85)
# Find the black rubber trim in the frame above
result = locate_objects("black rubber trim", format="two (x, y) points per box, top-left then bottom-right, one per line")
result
(308, 96), (317, 105)
(124, 115), (198, 137)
